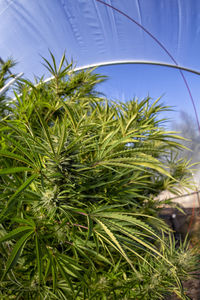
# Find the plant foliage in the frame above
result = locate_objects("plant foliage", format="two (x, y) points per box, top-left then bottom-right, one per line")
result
(0, 54), (197, 299)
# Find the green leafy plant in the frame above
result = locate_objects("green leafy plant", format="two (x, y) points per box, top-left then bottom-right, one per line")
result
(0, 58), (16, 117)
(0, 54), (197, 299)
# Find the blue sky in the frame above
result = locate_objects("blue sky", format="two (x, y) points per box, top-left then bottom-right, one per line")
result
(95, 63), (200, 129)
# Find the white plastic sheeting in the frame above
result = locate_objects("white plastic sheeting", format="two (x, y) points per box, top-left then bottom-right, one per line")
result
(1, 0), (200, 79)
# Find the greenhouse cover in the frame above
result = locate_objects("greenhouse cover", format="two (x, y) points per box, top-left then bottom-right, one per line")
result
(0, 0), (200, 121)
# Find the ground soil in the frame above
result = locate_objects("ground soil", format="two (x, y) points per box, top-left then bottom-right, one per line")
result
(164, 276), (200, 300)
(160, 208), (200, 300)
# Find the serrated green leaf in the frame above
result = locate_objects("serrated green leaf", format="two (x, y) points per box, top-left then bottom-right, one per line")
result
(2, 230), (33, 280)
(86, 215), (93, 242)
(93, 212), (160, 240)
(35, 110), (56, 156)
(12, 217), (35, 227)
(0, 167), (32, 175)
(94, 218), (135, 270)
(35, 234), (42, 283)
(0, 150), (34, 167)
(56, 258), (74, 292)
(0, 173), (37, 220)
(0, 226), (32, 243)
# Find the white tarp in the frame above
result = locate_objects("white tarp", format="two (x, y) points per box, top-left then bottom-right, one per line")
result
(1, 0), (200, 79)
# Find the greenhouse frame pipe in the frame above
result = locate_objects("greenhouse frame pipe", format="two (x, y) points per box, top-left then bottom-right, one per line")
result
(74, 60), (200, 75)
(0, 72), (23, 96)
(42, 60), (200, 85)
